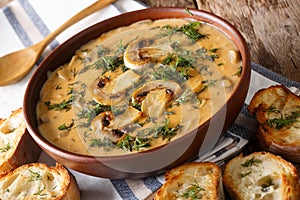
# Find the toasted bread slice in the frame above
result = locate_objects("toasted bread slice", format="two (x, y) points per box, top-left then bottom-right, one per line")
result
(223, 152), (300, 200)
(0, 163), (80, 199)
(0, 108), (41, 174)
(248, 85), (300, 162)
(155, 162), (224, 200)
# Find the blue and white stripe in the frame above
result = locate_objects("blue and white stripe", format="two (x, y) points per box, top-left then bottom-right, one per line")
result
(2, 4), (33, 47)
(18, 0), (59, 50)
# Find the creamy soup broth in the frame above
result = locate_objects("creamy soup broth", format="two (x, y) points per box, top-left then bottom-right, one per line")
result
(36, 18), (242, 156)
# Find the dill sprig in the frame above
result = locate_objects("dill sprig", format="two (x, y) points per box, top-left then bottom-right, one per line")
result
(77, 101), (111, 127)
(58, 121), (74, 132)
(161, 22), (207, 41)
(0, 143), (11, 153)
(89, 137), (115, 151)
(44, 94), (75, 112)
(161, 53), (195, 80)
(240, 171), (252, 178)
(176, 22), (207, 41)
(33, 186), (46, 196)
(152, 120), (180, 141)
(234, 66), (243, 77)
(241, 156), (262, 167)
(266, 111), (300, 130)
(177, 180), (205, 199)
(116, 134), (151, 151)
(184, 8), (193, 16)
(28, 169), (42, 182)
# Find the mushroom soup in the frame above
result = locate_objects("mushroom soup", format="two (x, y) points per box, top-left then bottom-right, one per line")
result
(36, 18), (242, 156)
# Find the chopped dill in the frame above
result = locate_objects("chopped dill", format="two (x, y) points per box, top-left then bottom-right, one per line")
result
(89, 137), (115, 151)
(234, 66), (243, 77)
(197, 79), (217, 94)
(266, 111), (300, 129)
(177, 180), (205, 199)
(176, 22), (207, 41)
(96, 45), (110, 57)
(116, 134), (151, 151)
(77, 101), (111, 127)
(184, 8), (193, 16)
(162, 53), (175, 65)
(129, 99), (142, 111)
(152, 120), (180, 141)
(28, 169), (42, 182)
(0, 143), (11, 153)
(174, 89), (200, 105)
(209, 48), (218, 53)
(209, 54), (219, 61)
(58, 121), (74, 132)
(265, 106), (280, 114)
(161, 22), (206, 41)
(241, 156), (262, 167)
(240, 171), (252, 178)
(33, 186), (46, 196)
(44, 94), (75, 111)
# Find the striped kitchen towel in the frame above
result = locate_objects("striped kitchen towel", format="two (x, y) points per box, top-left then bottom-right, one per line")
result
(1, 0), (299, 199)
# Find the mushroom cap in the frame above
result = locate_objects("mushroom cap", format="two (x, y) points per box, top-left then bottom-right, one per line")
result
(123, 38), (171, 70)
(92, 69), (141, 106)
(131, 80), (183, 104)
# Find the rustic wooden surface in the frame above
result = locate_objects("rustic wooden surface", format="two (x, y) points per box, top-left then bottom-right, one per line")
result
(141, 0), (300, 82)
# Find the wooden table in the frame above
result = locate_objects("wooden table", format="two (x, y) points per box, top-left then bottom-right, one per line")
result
(141, 0), (300, 82)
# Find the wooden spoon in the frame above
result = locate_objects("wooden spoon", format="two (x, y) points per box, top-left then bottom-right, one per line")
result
(0, 0), (116, 86)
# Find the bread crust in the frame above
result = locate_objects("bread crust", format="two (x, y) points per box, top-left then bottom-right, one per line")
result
(0, 108), (41, 174)
(155, 162), (224, 200)
(0, 162), (80, 199)
(223, 152), (300, 200)
(248, 85), (300, 162)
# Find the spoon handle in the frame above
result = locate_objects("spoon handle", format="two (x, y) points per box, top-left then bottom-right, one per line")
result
(34, 0), (117, 53)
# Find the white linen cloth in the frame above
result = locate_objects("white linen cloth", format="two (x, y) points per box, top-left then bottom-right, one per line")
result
(0, 0), (299, 199)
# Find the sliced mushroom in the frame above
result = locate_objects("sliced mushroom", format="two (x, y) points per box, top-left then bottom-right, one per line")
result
(92, 69), (141, 105)
(228, 49), (241, 64)
(222, 76), (234, 88)
(123, 38), (171, 70)
(113, 69), (141, 93)
(57, 65), (73, 81)
(91, 106), (142, 143)
(57, 56), (81, 81)
(132, 80), (182, 119)
(141, 89), (170, 119)
(132, 80), (182, 104)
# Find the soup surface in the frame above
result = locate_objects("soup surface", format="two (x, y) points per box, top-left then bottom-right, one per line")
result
(36, 18), (242, 156)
